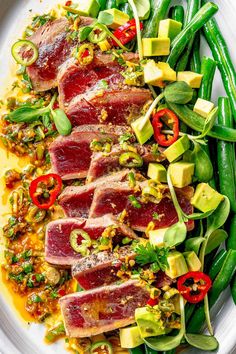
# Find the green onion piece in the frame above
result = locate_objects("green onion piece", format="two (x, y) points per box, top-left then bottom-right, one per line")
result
(128, 195), (142, 209)
(142, 186), (160, 199)
(11, 40), (38, 66)
(70, 229), (92, 256)
(119, 152), (143, 168)
(90, 341), (113, 354)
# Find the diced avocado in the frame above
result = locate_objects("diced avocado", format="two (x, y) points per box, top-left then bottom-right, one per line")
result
(135, 307), (167, 338)
(104, 8), (129, 29)
(163, 135), (190, 163)
(177, 72), (203, 88)
(149, 228), (168, 247)
(169, 162), (195, 188)
(143, 60), (163, 86)
(142, 38), (170, 57)
(148, 163), (167, 182)
(193, 98), (215, 118)
(165, 251), (188, 279)
(76, 0), (100, 18)
(157, 62), (177, 82)
(120, 326), (144, 348)
(131, 116), (154, 145)
(183, 251), (201, 271)
(191, 183), (224, 213)
(158, 19), (182, 41)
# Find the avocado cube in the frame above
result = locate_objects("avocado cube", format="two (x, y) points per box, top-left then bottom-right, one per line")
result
(104, 8), (129, 29)
(120, 326), (144, 348)
(131, 116), (154, 145)
(76, 0), (100, 18)
(135, 307), (167, 338)
(158, 19), (182, 41)
(164, 135), (190, 163)
(183, 251), (201, 272)
(165, 251), (188, 279)
(142, 38), (170, 57)
(191, 183), (224, 213)
(177, 72), (203, 88)
(148, 163), (167, 182)
(169, 162), (195, 188)
(193, 98), (215, 118)
(149, 228), (168, 247)
(143, 60), (163, 86)
(157, 62), (176, 82)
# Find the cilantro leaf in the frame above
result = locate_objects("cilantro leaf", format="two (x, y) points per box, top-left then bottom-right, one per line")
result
(135, 242), (169, 271)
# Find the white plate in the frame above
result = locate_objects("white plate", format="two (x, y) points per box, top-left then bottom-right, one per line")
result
(0, 1), (236, 353)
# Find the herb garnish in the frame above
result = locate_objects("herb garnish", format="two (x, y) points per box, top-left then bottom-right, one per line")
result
(135, 242), (169, 271)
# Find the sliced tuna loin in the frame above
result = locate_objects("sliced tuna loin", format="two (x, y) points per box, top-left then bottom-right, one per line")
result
(87, 144), (166, 182)
(45, 215), (137, 266)
(59, 170), (129, 218)
(89, 182), (133, 218)
(67, 88), (152, 126)
(89, 183), (194, 231)
(72, 246), (135, 290)
(58, 53), (139, 106)
(45, 218), (86, 266)
(60, 280), (150, 337)
(27, 17), (93, 91)
(49, 125), (128, 180)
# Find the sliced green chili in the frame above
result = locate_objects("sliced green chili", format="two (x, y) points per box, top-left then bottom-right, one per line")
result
(119, 152), (143, 168)
(70, 229), (92, 256)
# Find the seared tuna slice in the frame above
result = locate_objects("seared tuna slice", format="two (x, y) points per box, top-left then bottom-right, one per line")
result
(72, 246), (135, 290)
(58, 53), (139, 107)
(67, 88), (152, 126)
(89, 182), (133, 218)
(89, 183), (194, 231)
(60, 280), (150, 337)
(45, 215), (137, 266)
(45, 218), (86, 266)
(87, 144), (166, 182)
(59, 170), (129, 218)
(49, 125), (128, 180)
(27, 17), (93, 91)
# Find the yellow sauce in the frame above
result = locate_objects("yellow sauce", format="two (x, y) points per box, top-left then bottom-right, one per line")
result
(0, 141), (33, 323)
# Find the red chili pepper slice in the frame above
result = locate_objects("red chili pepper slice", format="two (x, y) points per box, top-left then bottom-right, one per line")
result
(152, 108), (179, 147)
(177, 271), (212, 304)
(147, 297), (159, 307)
(29, 174), (62, 210)
(112, 19), (143, 46)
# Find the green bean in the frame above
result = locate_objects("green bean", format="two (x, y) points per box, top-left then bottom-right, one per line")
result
(105, 0), (117, 9)
(199, 57), (217, 101)
(185, 303), (195, 323)
(208, 249), (228, 280)
(167, 2), (218, 68)
(142, 0), (171, 38)
(197, 56), (217, 189)
(190, 33), (201, 73)
(227, 214), (236, 250)
(169, 5), (184, 24)
(175, 0), (200, 71)
(217, 97), (236, 212)
(98, 0), (107, 10)
(119, 3), (133, 17)
(202, 0), (236, 121)
(129, 346), (145, 354)
(231, 275), (236, 305)
(166, 102), (236, 142)
(187, 249), (236, 333)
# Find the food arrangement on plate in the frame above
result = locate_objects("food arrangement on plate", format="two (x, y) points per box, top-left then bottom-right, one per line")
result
(0, 0), (236, 353)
